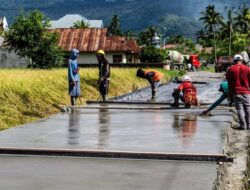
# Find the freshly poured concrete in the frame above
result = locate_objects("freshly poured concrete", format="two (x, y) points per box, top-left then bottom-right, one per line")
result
(0, 107), (231, 154)
(0, 155), (217, 190)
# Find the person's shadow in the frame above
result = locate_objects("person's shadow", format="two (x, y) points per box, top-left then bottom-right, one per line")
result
(68, 109), (80, 145)
(98, 108), (110, 148)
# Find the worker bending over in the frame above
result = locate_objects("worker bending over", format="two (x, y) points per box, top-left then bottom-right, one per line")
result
(171, 75), (198, 108)
(136, 68), (164, 101)
(200, 81), (232, 116)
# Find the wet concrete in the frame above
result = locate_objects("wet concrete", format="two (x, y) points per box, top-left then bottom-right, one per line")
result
(0, 155), (217, 190)
(113, 71), (225, 104)
(0, 71), (232, 190)
(0, 107), (231, 154)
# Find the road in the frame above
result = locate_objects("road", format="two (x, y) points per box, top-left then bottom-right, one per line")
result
(0, 71), (231, 190)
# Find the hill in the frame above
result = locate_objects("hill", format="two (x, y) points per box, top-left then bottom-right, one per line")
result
(0, 0), (248, 38)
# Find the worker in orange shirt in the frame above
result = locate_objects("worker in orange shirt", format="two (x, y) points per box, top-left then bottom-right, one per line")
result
(136, 68), (164, 101)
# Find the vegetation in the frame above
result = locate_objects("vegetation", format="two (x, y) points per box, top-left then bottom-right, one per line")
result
(72, 20), (90, 28)
(107, 14), (123, 36)
(0, 68), (183, 130)
(1, 0), (246, 37)
(197, 4), (250, 58)
(4, 10), (64, 68)
(140, 45), (167, 63)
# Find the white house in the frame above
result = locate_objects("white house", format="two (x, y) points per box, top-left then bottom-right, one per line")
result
(50, 14), (104, 29)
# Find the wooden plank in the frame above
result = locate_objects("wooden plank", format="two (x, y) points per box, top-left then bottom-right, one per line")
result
(0, 147), (233, 163)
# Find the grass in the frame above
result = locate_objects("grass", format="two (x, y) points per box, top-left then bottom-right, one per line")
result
(0, 68), (183, 130)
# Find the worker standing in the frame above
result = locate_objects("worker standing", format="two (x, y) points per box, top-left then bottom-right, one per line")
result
(136, 68), (164, 101)
(96, 50), (110, 101)
(227, 54), (250, 130)
(171, 75), (198, 108)
(68, 48), (80, 106)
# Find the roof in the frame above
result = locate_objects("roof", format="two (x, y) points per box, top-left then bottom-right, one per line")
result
(50, 14), (104, 28)
(49, 28), (140, 54)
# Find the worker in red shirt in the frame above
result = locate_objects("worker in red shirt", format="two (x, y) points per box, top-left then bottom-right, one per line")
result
(227, 54), (250, 130)
(136, 68), (164, 101)
(171, 75), (198, 108)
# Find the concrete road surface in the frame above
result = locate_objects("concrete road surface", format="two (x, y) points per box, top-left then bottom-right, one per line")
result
(0, 155), (217, 190)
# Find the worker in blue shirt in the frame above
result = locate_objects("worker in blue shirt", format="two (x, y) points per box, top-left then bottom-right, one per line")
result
(200, 81), (231, 115)
(68, 48), (80, 106)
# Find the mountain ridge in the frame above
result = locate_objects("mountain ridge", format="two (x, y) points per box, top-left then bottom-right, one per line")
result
(0, 0), (248, 37)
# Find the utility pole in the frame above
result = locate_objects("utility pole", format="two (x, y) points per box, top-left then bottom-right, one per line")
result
(228, 9), (233, 56)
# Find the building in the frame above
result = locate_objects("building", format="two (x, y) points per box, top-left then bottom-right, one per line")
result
(50, 14), (104, 29)
(49, 28), (140, 64)
(0, 17), (8, 32)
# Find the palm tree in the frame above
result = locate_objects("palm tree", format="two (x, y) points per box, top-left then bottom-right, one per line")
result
(199, 5), (223, 62)
(108, 14), (122, 36)
(199, 5), (223, 33)
(72, 20), (90, 29)
(235, 5), (250, 34)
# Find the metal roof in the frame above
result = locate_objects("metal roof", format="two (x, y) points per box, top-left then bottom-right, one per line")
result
(50, 14), (104, 29)
(49, 28), (140, 53)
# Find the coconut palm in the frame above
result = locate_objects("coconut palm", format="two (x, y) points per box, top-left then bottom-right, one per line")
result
(108, 14), (122, 36)
(199, 4), (223, 33)
(199, 5), (223, 61)
(72, 20), (90, 29)
(234, 5), (250, 34)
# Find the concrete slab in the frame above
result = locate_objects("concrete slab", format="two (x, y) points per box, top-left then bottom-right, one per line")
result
(0, 107), (231, 154)
(0, 155), (217, 190)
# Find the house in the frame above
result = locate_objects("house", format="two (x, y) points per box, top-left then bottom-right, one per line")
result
(49, 28), (140, 64)
(50, 14), (104, 29)
(0, 17), (8, 32)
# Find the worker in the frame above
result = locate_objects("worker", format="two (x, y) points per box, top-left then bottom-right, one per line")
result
(171, 75), (198, 108)
(68, 48), (80, 106)
(227, 54), (250, 130)
(136, 68), (164, 101)
(96, 50), (110, 101)
(200, 81), (232, 116)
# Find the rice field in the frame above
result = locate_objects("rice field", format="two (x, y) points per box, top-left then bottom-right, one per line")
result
(0, 68), (183, 130)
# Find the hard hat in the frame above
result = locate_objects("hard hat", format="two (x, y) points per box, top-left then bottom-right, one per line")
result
(96, 49), (105, 56)
(233, 54), (243, 61)
(183, 75), (191, 82)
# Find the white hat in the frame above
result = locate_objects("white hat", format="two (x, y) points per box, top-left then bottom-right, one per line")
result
(233, 54), (243, 61)
(183, 75), (191, 82)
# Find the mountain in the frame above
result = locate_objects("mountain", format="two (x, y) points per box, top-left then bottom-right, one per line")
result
(0, 0), (248, 38)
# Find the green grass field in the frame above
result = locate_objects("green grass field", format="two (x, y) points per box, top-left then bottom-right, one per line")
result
(0, 68), (183, 130)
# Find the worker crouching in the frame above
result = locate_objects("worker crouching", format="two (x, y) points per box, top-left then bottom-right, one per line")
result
(171, 75), (198, 108)
(136, 68), (164, 101)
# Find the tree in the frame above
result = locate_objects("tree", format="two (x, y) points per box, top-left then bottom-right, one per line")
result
(199, 5), (223, 33)
(107, 14), (123, 36)
(138, 26), (156, 45)
(4, 10), (64, 68)
(235, 5), (250, 34)
(199, 5), (223, 61)
(140, 45), (167, 63)
(73, 20), (90, 29)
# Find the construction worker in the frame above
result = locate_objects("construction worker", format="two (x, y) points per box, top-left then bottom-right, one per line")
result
(68, 48), (80, 106)
(200, 81), (232, 116)
(136, 68), (164, 101)
(171, 75), (198, 108)
(96, 50), (110, 101)
(227, 54), (250, 130)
